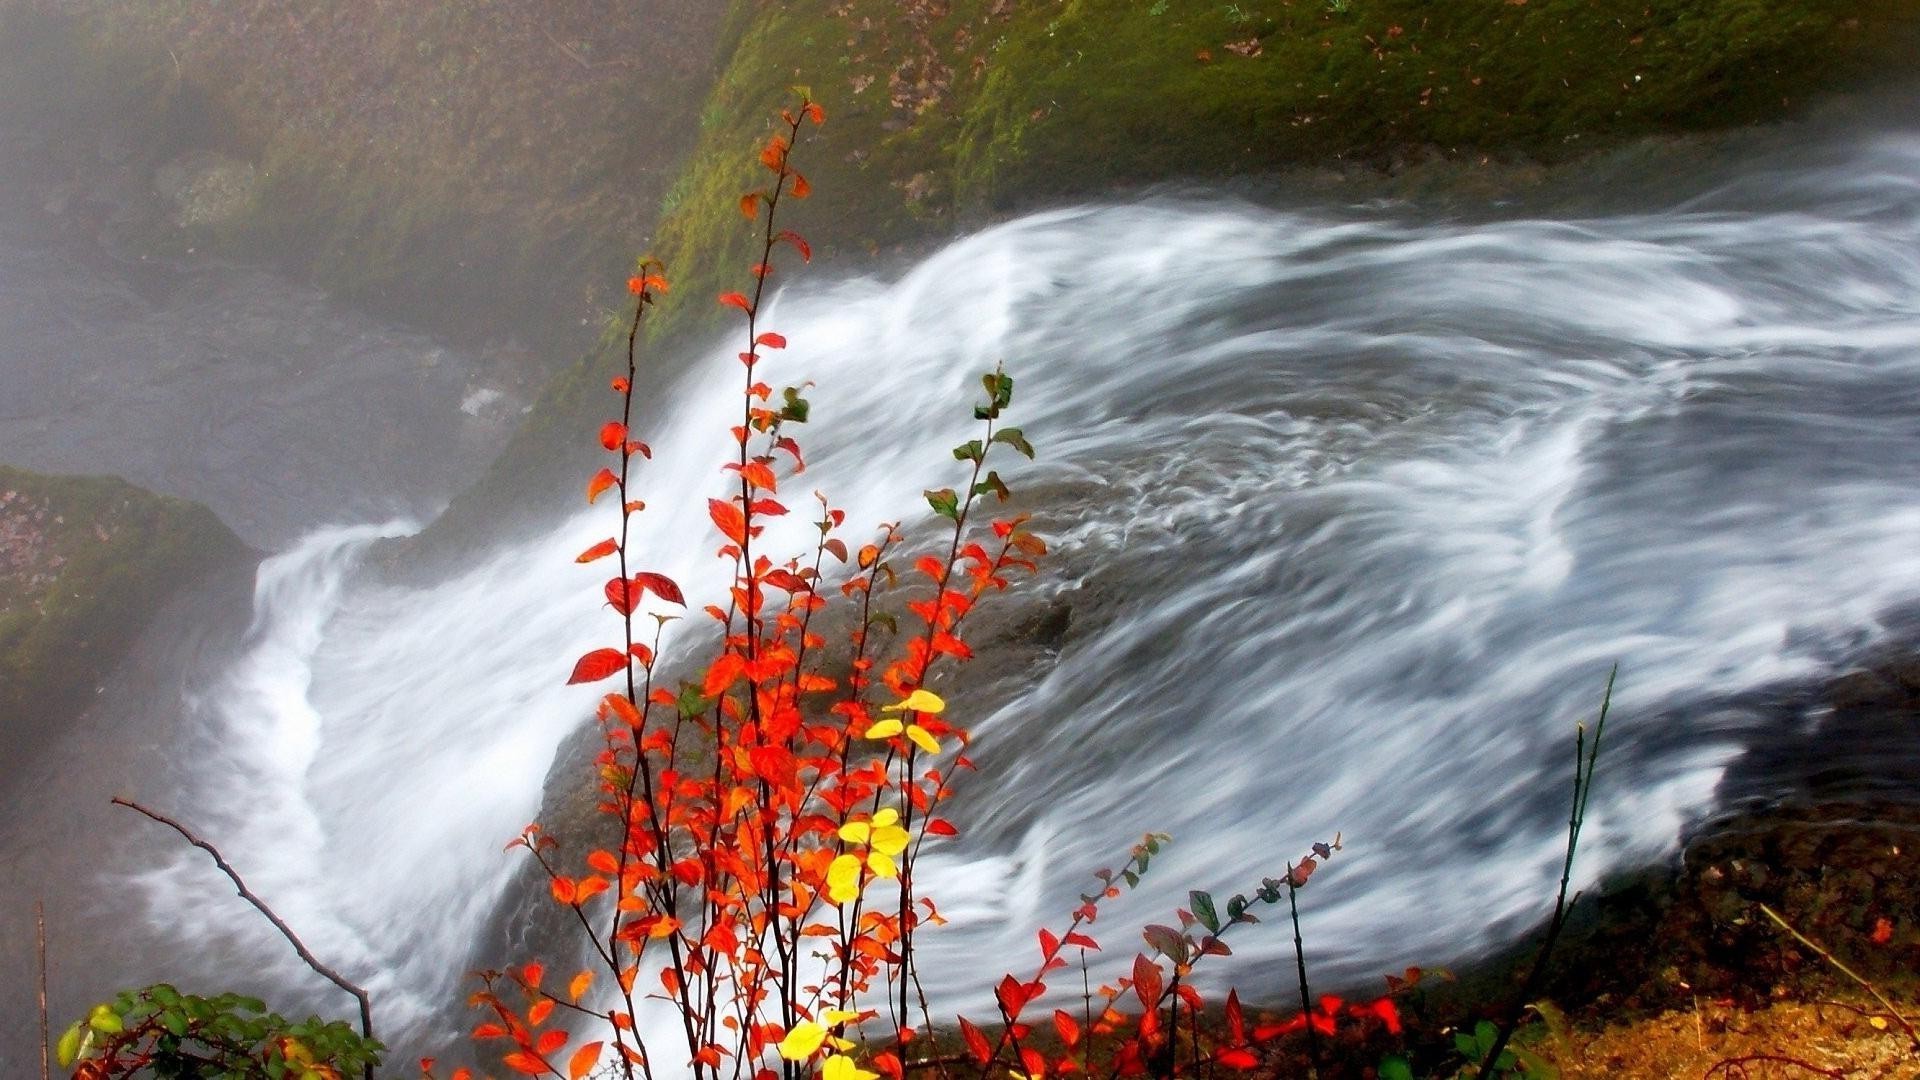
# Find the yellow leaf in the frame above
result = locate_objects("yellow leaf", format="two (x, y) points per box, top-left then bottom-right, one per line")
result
(779, 1022), (827, 1061)
(867, 851), (899, 879)
(884, 689), (946, 714)
(827, 854), (863, 904)
(824, 1054), (879, 1080)
(569, 970), (594, 1003)
(906, 724), (942, 755)
(864, 718), (903, 740)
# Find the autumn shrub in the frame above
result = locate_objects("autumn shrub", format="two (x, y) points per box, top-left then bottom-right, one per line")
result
(437, 95), (1408, 1080)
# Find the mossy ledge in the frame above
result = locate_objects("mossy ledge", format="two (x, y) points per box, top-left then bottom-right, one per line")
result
(0, 465), (250, 737)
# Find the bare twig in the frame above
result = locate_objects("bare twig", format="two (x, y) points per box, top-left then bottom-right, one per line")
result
(1286, 864), (1319, 1080)
(1479, 664), (1616, 1076)
(111, 797), (376, 1079)
(37, 899), (49, 1080)
(1759, 903), (1920, 1053)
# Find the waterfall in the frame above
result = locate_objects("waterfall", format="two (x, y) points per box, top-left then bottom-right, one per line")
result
(137, 126), (1920, 1054)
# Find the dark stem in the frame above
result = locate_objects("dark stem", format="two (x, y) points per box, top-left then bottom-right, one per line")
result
(1477, 664), (1614, 1076)
(1285, 866), (1318, 1080)
(111, 797), (375, 1079)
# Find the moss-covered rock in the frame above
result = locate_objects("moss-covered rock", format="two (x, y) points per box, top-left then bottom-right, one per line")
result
(0, 465), (249, 734)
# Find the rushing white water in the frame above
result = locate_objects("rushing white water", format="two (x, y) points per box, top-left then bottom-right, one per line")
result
(138, 126), (1920, 1052)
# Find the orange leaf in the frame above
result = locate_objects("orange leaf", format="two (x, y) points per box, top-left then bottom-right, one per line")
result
(790, 172), (812, 199)
(599, 421), (627, 451)
(568, 1042), (605, 1080)
(586, 850), (620, 875)
(537, 1029), (568, 1056)
(804, 101), (825, 124)
(568, 648), (627, 685)
(575, 538), (618, 564)
(719, 291), (753, 314)
(755, 332), (787, 349)
(502, 1051), (546, 1076)
(586, 468), (619, 504)
(739, 461), (778, 492)
(709, 498), (747, 544)
(739, 193), (760, 220)
(528, 998), (555, 1027)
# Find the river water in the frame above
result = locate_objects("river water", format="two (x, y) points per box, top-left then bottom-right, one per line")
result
(12, 111), (1920, 1066)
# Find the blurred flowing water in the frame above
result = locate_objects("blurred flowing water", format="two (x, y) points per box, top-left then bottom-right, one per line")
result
(132, 124), (1920, 1053)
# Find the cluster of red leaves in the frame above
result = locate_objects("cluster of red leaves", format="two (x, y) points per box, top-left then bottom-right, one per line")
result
(945, 836), (1409, 1079)
(438, 95), (1047, 1080)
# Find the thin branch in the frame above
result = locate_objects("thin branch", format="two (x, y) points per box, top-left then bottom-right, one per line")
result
(111, 797), (376, 1078)
(1285, 864), (1320, 1080)
(1759, 903), (1920, 1053)
(1477, 665), (1614, 1075)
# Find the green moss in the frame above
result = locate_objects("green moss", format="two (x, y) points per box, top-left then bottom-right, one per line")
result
(0, 466), (248, 731)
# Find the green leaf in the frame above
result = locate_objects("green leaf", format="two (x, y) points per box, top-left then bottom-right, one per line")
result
(675, 684), (714, 718)
(971, 471), (1010, 502)
(992, 428), (1035, 458)
(925, 488), (960, 521)
(88, 1003), (124, 1034)
(952, 439), (984, 463)
(162, 1008), (188, 1037)
(56, 1022), (82, 1068)
(1378, 1056), (1415, 1080)
(1189, 890), (1220, 934)
(780, 386), (810, 423)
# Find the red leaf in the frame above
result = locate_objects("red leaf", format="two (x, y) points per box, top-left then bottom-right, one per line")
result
(873, 1052), (904, 1080)
(1132, 955), (1163, 1009)
(502, 1052), (547, 1076)
(957, 1017), (993, 1065)
(705, 652), (747, 697)
(586, 468), (619, 504)
(1063, 932), (1100, 950)
(719, 291), (753, 313)
(776, 230), (811, 262)
(804, 101), (825, 125)
(709, 499), (747, 544)
(537, 1029), (568, 1056)
(1215, 1048), (1259, 1070)
(756, 332), (787, 349)
(1039, 928), (1061, 960)
(1053, 1009), (1081, 1048)
(599, 421), (627, 451)
(925, 818), (958, 837)
(472, 1023), (508, 1040)
(605, 577), (642, 616)
(739, 193), (759, 220)
(611, 376), (630, 394)
(575, 538), (618, 564)
(1873, 917), (1895, 945)
(634, 573), (685, 606)
(568, 648), (627, 685)
(1226, 990), (1245, 1044)
(569, 1042), (605, 1080)
(789, 172), (812, 199)
(528, 999), (555, 1027)
(996, 974), (1042, 1018)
